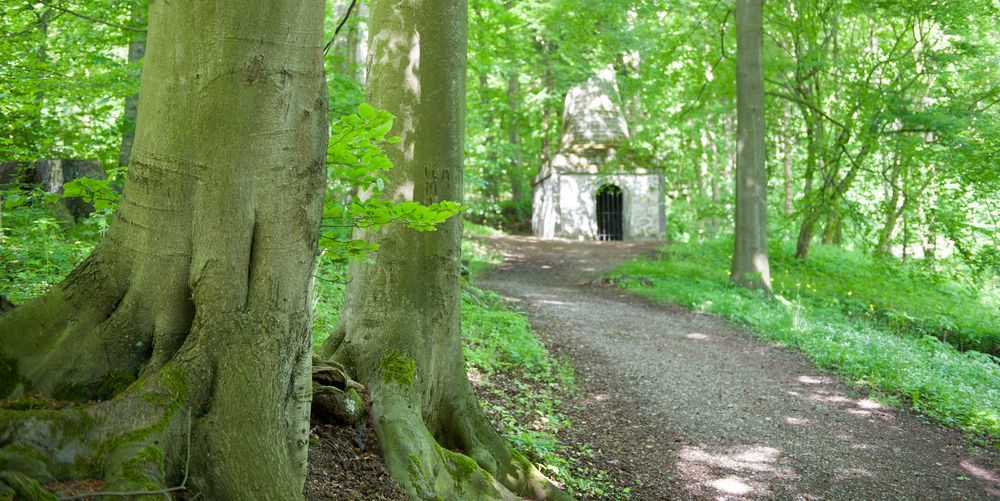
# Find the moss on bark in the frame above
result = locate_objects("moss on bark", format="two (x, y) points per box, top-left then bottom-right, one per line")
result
(320, 2), (571, 499)
(0, 1), (328, 498)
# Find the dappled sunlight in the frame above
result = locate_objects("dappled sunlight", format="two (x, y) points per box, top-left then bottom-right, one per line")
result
(538, 299), (571, 306)
(802, 390), (895, 422)
(792, 375), (896, 423)
(960, 460), (1000, 484)
(466, 368), (483, 385)
(784, 416), (810, 426)
(404, 31), (420, 96)
(686, 333), (710, 340)
(808, 391), (851, 404)
(855, 399), (883, 410)
(581, 393), (611, 406)
(677, 444), (796, 499)
(392, 180), (415, 201)
(709, 476), (752, 496)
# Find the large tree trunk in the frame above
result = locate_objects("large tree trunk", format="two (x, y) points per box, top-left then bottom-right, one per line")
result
(730, 0), (771, 291)
(320, 1), (566, 499)
(117, 0), (146, 167)
(0, 1), (327, 498)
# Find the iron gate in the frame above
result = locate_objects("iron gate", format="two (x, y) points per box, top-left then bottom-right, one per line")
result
(596, 184), (624, 241)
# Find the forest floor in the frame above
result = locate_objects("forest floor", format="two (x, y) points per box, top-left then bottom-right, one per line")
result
(478, 235), (1000, 500)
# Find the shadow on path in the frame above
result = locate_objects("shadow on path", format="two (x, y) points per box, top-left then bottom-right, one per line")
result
(479, 236), (1000, 500)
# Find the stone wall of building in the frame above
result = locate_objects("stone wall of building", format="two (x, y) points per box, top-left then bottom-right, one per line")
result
(533, 171), (666, 240)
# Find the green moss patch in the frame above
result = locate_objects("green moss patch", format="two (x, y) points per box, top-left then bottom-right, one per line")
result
(380, 350), (417, 388)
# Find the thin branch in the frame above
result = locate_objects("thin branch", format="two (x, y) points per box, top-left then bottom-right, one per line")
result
(765, 89), (846, 129)
(39, 0), (145, 32)
(678, 6), (733, 118)
(323, 0), (360, 56)
(0, 11), (65, 38)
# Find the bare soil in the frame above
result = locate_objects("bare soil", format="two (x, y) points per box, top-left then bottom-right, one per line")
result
(478, 235), (1000, 500)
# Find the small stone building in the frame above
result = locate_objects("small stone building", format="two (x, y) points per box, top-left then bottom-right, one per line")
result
(531, 68), (666, 241)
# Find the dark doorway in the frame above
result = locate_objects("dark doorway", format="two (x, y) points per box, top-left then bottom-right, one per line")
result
(596, 184), (624, 241)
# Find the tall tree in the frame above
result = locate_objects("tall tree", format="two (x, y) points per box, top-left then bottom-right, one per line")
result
(319, 0), (567, 498)
(730, 0), (771, 290)
(0, 0), (328, 498)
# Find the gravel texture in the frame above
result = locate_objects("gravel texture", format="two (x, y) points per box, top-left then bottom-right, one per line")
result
(479, 235), (1000, 500)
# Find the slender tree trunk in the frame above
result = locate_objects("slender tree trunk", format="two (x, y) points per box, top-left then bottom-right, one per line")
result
(731, 0), (771, 291)
(0, 1), (328, 498)
(26, 7), (53, 152)
(118, 0), (146, 167)
(877, 154), (903, 253)
(320, 1), (566, 499)
(507, 74), (525, 203)
(821, 207), (841, 245)
(783, 102), (794, 217)
(539, 61), (555, 168)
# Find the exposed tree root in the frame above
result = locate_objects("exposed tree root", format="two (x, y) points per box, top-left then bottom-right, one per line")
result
(0, 365), (187, 499)
(316, 343), (572, 501)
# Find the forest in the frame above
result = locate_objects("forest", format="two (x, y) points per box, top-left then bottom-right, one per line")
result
(0, 0), (998, 499)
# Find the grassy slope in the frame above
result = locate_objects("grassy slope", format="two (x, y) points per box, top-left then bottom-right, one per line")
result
(616, 239), (1000, 441)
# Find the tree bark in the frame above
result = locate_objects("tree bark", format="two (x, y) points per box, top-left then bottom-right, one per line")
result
(782, 102), (794, 217)
(731, 0), (771, 291)
(320, 1), (567, 499)
(0, 1), (328, 498)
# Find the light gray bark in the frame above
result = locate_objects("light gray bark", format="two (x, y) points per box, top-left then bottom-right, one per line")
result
(0, 1), (328, 498)
(731, 0), (772, 291)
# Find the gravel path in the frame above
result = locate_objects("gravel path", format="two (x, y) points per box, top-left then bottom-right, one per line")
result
(479, 236), (1000, 500)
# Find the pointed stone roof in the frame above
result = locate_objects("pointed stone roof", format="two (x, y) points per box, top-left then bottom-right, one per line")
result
(559, 66), (630, 150)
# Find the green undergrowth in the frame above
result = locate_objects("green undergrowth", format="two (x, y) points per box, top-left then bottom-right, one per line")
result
(616, 239), (1000, 441)
(462, 286), (622, 497)
(1, 207), (98, 304)
(462, 222), (504, 282)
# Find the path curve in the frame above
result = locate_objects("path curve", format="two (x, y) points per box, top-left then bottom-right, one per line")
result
(479, 236), (999, 500)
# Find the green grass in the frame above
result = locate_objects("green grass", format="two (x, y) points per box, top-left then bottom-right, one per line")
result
(616, 238), (1000, 441)
(1, 207), (98, 303)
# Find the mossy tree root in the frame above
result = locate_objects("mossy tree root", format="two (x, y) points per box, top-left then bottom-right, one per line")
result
(367, 378), (571, 501)
(321, 339), (572, 501)
(0, 365), (191, 499)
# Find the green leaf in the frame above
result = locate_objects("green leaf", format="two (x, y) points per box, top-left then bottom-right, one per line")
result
(358, 102), (376, 120)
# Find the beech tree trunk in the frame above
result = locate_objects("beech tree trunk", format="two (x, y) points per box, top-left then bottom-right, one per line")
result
(319, 1), (567, 499)
(731, 0), (772, 291)
(0, 1), (327, 498)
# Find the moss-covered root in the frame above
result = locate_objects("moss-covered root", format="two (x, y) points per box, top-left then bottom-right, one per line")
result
(0, 363), (190, 499)
(372, 385), (519, 501)
(312, 357), (366, 425)
(0, 471), (57, 501)
(445, 393), (572, 501)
